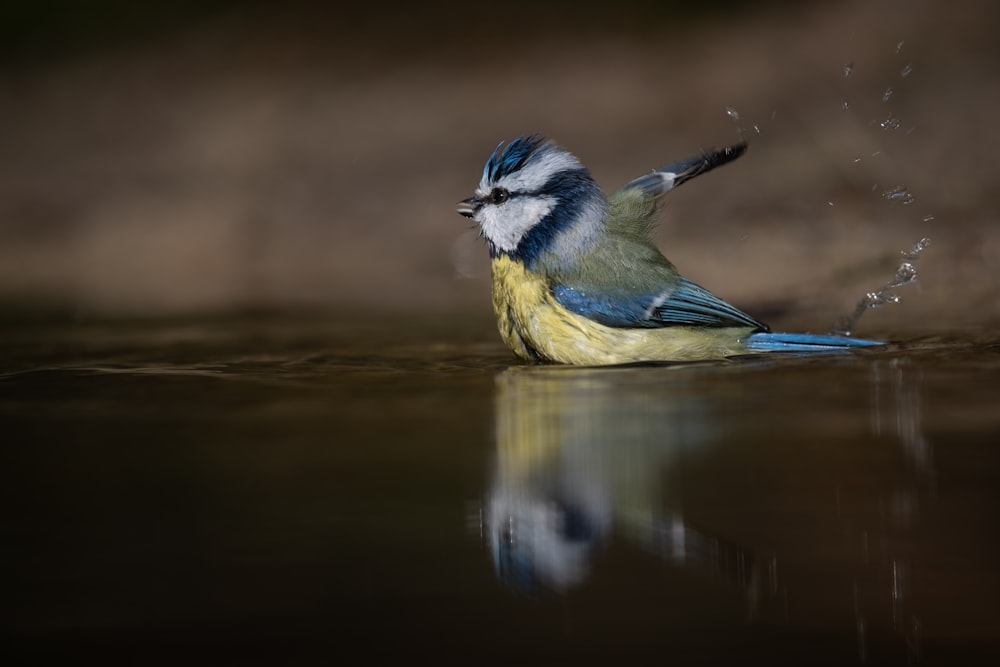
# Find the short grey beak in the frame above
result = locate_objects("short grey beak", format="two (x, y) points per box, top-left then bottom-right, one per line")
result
(457, 197), (479, 218)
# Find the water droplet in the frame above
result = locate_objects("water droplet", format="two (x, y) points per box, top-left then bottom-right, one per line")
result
(868, 291), (904, 309)
(896, 41), (905, 55)
(903, 237), (931, 258)
(852, 157), (862, 164)
(752, 124), (761, 134)
(842, 101), (851, 112)
(866, 291), (886, 308)
(843, 62), (855, 77)
(888, 262), (918, 288)
(725, 106), (740, 120)
(883, 87), (894, 103)
(900, 63), (913, 78)
(828, 201), (835, 207)
(882, 185), (903, 199)
(882, 185), (915, 204)
(880, 114), (901, 130)
(871, 151), (881, 157)
(922, 214), (935, 223)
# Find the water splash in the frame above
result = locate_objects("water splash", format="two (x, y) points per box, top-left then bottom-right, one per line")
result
(830, 36), (928, 337)
(725, 106), (741, 121)
(832, 238), (931, 336)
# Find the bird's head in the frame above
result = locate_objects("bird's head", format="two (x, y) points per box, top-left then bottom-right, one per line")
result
(457, 135), (607, 268)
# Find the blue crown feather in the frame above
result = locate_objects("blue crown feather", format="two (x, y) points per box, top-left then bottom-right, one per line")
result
(483, 134), (548, 184)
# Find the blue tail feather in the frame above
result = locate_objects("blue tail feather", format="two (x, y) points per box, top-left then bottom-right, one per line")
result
(744, 331), (884, 352)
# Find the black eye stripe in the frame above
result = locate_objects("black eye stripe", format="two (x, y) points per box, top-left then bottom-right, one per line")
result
(483, 188), (546, 203)
(484, 167), (588, 204)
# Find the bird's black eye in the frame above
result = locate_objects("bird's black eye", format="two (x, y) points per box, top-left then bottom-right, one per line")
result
(489, 188), (509, 205)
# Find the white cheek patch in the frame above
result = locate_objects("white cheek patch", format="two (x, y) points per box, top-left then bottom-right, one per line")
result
(476, 150), (583, 196)
(476, 196), (556, 252)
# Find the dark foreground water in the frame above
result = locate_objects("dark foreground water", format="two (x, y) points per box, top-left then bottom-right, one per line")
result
(3, 316), (999, 665)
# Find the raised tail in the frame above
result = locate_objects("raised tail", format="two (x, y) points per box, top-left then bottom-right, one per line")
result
(743, 331), (884, 353)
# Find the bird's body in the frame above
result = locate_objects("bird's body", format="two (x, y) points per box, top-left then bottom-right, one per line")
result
(491, 245), (756, 364)
(458, 136), (881, 365)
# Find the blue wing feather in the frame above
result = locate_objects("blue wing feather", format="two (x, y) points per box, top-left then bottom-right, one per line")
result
(552, 277), (766, 330)
(653, 278), (766, 329)
(551, 284), (657, 328)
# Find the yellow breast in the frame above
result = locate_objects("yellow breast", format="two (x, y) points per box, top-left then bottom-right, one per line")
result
(490, 255), (752, 365)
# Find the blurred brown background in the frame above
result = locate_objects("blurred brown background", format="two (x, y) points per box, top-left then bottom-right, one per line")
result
(1, 0), (997, 334)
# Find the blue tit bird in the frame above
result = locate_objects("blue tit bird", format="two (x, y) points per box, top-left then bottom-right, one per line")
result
(457, 135), (883, 365)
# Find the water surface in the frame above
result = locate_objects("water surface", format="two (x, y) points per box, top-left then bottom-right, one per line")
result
(3, 317), (999, 665)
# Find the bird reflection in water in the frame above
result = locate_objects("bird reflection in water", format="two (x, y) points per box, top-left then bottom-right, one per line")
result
(482, 364), (757, 599)
(478, 358), (932, 662)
